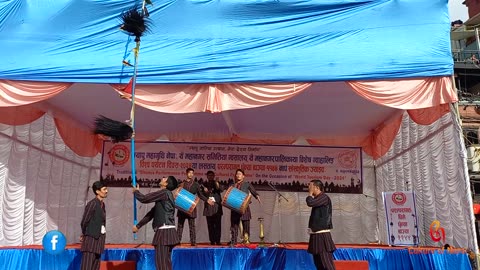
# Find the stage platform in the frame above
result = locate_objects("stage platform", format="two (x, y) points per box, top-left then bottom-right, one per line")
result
(0, 243), (472, 270)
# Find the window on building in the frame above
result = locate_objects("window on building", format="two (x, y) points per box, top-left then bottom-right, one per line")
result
(467, 131), (479, 146)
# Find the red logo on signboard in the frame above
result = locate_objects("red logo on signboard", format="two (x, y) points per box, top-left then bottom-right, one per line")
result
(392, 192), (407, 205)
(108, 144), (130, 166)
(338, 150), (358, 169)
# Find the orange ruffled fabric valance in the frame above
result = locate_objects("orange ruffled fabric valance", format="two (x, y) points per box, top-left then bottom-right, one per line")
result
(110, 82), (312, 113)
(346, 76), (455, 110)
(0, 77), (456, 159)
(0, 80), (72, 107)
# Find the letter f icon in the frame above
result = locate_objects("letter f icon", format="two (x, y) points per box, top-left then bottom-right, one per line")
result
(51, 235), (58, 250)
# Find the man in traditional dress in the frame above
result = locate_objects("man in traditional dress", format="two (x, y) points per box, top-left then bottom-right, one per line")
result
(230, 169), (261, 245)
(199, 170), (223, 245)
(177, 168), (200, 246)
(80, 181), (108, 270)
(306, 180), (336, 270)
(133, 176), (179, 270)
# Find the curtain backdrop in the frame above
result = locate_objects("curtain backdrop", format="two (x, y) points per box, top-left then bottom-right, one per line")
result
(0, 112), (378, 245)
(0, 109), (475, 251)
(375, 109), (477, 251)
(0, 113), (100, 246)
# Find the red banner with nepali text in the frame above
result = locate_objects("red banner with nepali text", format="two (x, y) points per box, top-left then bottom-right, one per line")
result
(100, 141), (363, 193)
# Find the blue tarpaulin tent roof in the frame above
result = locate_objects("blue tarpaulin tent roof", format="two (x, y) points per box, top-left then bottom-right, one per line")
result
(0, 0), (452, 84)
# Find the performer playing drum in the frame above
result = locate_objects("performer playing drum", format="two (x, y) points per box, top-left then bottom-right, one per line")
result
(176, 168), (200, 246)
(229, 169), (261, 246)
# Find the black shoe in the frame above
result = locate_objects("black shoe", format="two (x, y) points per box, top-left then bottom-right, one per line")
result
(210, 242), (215, 245)
(191, 243), (197, 246)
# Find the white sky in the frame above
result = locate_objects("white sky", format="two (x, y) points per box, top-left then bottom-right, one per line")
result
(449, 0), (469, 21)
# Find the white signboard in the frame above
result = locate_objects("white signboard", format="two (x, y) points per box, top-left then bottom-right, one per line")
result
(383, 191), (419, 246)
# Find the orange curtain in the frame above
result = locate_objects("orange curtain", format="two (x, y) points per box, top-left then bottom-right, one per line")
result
(0, 80), (71, 106)
(361, 113), (404, 159)
(408, 103), (450, 125)
(346, 76), (456, 110)
(306, 104), (450, 159)
(54, 117), (102, 157)
(0, 79), (454, 159)
(111, 83), (313, 113)
(0, 105), (46, 126)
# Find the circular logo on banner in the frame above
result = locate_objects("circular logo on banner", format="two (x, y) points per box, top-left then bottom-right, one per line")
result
(392, 192), (407, 205)
(108, 144), (130, 166)
(337, 150), (358, 169)
(42, 230), (67, 255)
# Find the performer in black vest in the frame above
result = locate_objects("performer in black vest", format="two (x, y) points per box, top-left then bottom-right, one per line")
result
(230, 169), (261, 245)
(80, 181), (108, 270)
(306, 180), (336, 270)
(133, 176), (179, 270)
(177, 168), (200, 246)
(199, 170), (223, 245)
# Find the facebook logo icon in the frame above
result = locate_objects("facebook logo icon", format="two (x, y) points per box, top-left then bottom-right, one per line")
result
(42, 230), (66, 255)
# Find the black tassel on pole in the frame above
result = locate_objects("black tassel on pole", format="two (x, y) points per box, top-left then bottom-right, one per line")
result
(93, 115), (133, 142)
(120, 6), (150, 42)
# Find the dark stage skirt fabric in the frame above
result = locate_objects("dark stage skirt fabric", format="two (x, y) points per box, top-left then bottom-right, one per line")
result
(80, 234), (106, 254)
(152, 228), (179, 246)
(307, 232), (336, 255)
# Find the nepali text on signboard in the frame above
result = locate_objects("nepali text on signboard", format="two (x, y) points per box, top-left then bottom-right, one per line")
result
(100, 141), (362, 193)
(383, 191), (419, 246)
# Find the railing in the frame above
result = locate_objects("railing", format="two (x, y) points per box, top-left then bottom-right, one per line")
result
(453, 49), (480, 63)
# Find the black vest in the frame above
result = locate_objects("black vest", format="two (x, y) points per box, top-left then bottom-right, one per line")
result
(152, 191), (175, 229)
(308, 197), (333, 232)
(238, 181), (249, 193)
(184, 180), (199, 194)
(204, 181), (223, 215)
(85, 200), (105, 239)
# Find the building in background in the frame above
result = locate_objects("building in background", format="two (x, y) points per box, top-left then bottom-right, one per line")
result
(456, 2), (480, 249)
(464, 0), (480, 19)
(454, 5), (480, 182)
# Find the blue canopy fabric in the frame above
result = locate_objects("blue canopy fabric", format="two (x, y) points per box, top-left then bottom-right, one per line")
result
(0, 0), (452, 84)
